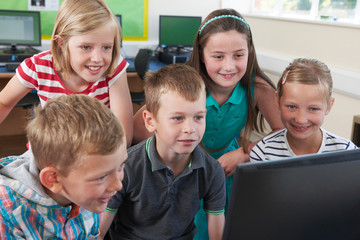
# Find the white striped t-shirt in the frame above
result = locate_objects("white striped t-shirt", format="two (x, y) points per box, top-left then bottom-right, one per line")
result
(250, 128), (358, 162)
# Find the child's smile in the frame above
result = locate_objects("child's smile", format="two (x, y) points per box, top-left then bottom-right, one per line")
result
(279, 82), (330, 145)
(64, 23), (115, 92)
(202, 30), (248, 91)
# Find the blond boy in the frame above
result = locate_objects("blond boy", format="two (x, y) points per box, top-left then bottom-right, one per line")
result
(100, 64), (225, 240)
(0, 94), (127, 239)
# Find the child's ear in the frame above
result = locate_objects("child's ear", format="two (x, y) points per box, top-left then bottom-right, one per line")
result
(143, 109), (156, 133)
(54, 35), (64, 49)
(39, 167), (63, 193)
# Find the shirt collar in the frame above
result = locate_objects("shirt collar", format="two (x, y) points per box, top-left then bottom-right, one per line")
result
(206, 81), (244, 108)
(146, 135), (205, 172)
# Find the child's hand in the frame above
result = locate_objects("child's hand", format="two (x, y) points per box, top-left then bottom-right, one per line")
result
(217, 147), (250, 177)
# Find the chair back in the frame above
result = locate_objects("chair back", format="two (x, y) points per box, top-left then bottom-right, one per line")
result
(134, 48), (153, 80)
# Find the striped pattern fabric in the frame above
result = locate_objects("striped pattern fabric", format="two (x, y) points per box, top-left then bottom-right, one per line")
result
(0, 156), (100, 239)
(250, 128), (358, 162)
(16, 50), (128, 107)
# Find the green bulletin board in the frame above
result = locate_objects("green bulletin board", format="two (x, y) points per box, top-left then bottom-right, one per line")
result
(0, 0), (148, 41)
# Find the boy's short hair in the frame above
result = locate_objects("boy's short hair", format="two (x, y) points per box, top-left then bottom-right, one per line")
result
(51, 0), (121, 78)
(144, 64), (206, 118)
(27, 94), (125, 175)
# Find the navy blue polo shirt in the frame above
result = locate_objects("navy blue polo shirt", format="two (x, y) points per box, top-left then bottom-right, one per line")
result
(106, 135), (226, 240)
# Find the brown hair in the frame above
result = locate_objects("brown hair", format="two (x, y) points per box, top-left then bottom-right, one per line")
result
(27, 94), (125, 175)
(277, 58), (333, 105)
(51, 0), (121, 79)
(186, 8), (274, 149)
(144, 64), (205, 119)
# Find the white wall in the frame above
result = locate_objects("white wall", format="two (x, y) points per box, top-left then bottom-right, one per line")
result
(244, 15), (360, 140)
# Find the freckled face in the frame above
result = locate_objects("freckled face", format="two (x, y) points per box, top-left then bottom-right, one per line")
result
(202, 30), (249, 91)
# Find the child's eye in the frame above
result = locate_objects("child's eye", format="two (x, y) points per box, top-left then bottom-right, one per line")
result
(235, 54), (243, 58)
(287, 105), (296, 110)
(103, 46), (112, 51)
(119, 161), (126, 171)
(310, 107), (320, 112)
(97, 174), (107, 181)
(213, 55), (223, 60)
(173, 116), (183, 121)
(195, 115), (204, 121)
(81, 46), (90, 50)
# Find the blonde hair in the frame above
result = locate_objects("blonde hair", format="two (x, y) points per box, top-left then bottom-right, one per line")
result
(144, 64), (205, 119)
(277, 58), (333, 105)
(27, 94), (125, 175)
(51, 0), (121, 79)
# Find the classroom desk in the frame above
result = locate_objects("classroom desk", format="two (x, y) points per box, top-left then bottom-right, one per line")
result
(0, 72), (14, 81)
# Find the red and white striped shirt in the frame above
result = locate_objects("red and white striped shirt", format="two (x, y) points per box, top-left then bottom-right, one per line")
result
(16, 50), (128, 107)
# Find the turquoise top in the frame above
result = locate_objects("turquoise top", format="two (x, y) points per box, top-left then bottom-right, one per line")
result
(203, 78), (255, 151)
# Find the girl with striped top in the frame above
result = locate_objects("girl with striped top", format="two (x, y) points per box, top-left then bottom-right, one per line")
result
(0, 0), (133, 147)
(250, 58), (357, 162)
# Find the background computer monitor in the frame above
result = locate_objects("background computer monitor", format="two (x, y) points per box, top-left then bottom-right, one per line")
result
(115, 14), (122, 47)
(0, 10), (41, 54)
(115, 14), (122, 28)
(159, 15), (201, 49)
(223, 149), (360, 240)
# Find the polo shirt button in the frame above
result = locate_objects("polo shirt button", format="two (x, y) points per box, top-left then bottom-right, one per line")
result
(211, 139), (214, 141)
(215, 128), (218, 131)
(218, 116), (221, 119)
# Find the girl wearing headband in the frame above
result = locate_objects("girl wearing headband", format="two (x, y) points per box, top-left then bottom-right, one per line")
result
(186, 8), (283, 239)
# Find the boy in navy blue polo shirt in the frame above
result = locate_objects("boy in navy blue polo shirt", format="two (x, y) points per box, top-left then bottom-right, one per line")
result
(99, 64), (226, 240)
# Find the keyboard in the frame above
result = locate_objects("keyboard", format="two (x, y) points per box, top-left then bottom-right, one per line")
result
(5, 63), (20, 72)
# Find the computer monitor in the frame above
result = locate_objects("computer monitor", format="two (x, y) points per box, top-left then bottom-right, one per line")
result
(115, 14), (122, 27)
(0, 10), (41, 54)
(115, 14), (122, 47)
(223, 149), (360, 240)
(159, 15), (201, 49)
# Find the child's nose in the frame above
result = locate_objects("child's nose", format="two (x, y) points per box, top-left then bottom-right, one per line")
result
(295, 110), (308, 124)
(91, 49), (102, 63)
(108, 171), (123, 192)
(183, 120), (195, 134)
(223, 58), (235, 72)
